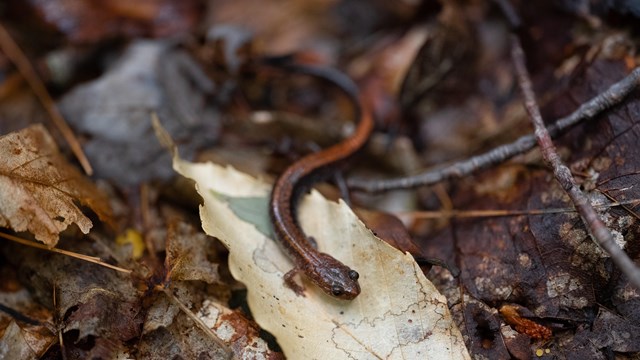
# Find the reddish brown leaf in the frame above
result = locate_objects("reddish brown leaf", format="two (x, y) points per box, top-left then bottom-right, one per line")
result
(500, 305), (552, 341)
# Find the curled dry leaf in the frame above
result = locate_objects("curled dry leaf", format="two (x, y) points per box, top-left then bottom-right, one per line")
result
(155, 119), (470, 359)
(0, 124), (112, 246)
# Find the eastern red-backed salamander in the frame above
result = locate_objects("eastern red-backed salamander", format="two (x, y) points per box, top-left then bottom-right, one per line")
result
(267, 62), (373, 300)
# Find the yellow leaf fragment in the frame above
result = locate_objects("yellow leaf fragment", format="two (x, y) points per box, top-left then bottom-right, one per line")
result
(115, 228), (145, 259)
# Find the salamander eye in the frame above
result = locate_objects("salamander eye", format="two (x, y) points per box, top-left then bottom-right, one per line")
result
(348, 270), (359, 280)
(331, 285), (344, 296)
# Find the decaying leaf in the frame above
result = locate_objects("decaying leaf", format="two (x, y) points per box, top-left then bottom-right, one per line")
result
(0, 124), (112, 246)
(140, 294), (279, 359)
(139, 297), (229, 359)
(0, 321), (50, 360)
(3, 237), (143, 357)
(0, 289), (56, 360)
(165, 220), (220, 284)
(499, 304), (552, 341)
(422, 58), (640, 356)
(156, 119), (470, 359)
(196, 299), (281, 359)
(58, 40), (219, 187)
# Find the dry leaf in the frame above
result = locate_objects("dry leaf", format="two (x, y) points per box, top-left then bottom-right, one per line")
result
(196, 300), (281, 359)
(0, 124), (112, 246)
(0, 321), (51, 360)
(155, 119), (470, 359)
(165, 220), (220, 284)
(0, 289), (56, 360)
(138, 297), (229, 359)
(59, 40), (219, 186)
(140, 295), (279, 359)
(4, 237), (143, 357)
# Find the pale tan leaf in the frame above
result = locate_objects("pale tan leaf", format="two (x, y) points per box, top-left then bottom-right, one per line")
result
(0, 321), (49, 360)
(165, 150), (470, 359)
(0, 124), (112, 246)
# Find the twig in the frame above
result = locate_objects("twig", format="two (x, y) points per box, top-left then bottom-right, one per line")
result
(0, 22), (93, 175)
(0, 303), (42, 325)
(510, 35), (640, 289)
(53, 285), (66, 360)
(348, 67), (640, 192)
(0, 231), (132, 274)
(405, 198), (640, 219)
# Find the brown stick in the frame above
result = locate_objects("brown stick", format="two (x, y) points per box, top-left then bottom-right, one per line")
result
(510, 34), (640, 290)
(0, 22), (93, 175)
(348, 67), (640, 192)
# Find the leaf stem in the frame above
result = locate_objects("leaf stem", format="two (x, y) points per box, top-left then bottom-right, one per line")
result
(0, 231), (131, 274)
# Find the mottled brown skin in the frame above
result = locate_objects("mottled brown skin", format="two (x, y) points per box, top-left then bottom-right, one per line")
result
(269, 65), (373, 300)
(282, 253), (361, 300)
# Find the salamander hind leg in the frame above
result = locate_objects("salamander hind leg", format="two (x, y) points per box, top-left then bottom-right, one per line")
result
(284, 268), (306, 297)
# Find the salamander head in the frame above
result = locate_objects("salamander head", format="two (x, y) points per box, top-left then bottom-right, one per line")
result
(309, 253), (361, 300)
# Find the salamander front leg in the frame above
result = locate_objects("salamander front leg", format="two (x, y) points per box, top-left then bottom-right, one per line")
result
(284, 268), (306, 297)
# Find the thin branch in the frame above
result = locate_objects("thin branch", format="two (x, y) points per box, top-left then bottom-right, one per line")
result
(348, 67), (640, 192)
(404, 198), (640, 219)
(511, 34), (640, 289)
(0, 231), (132, 274)
(0, 22), (93, 175)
